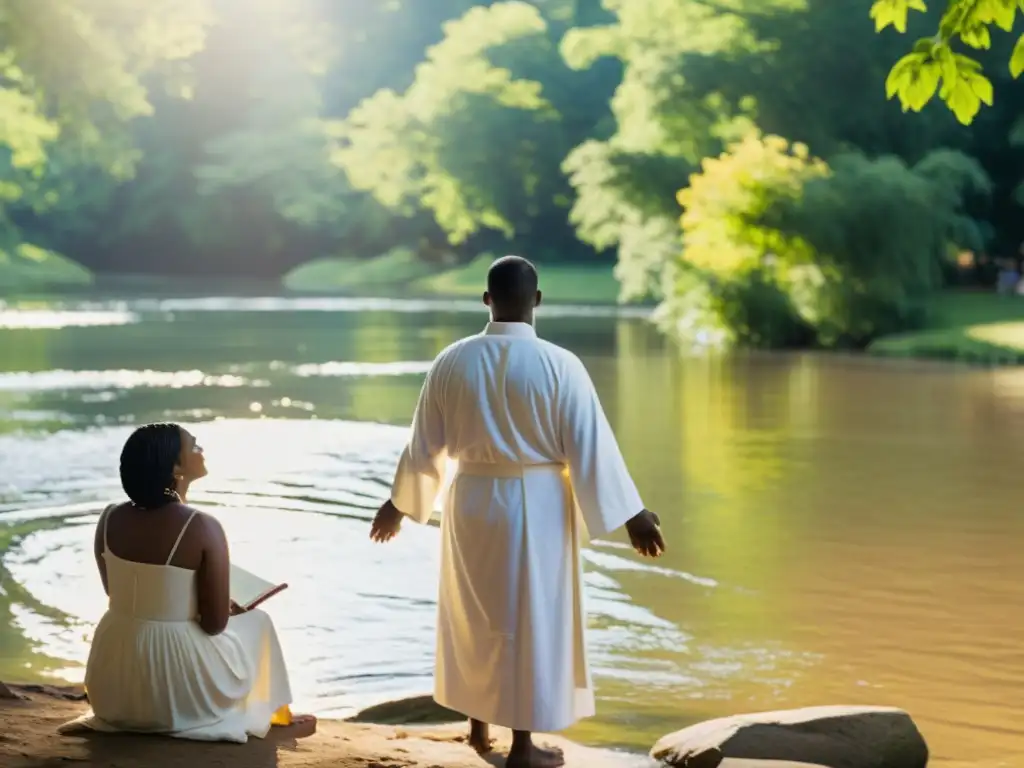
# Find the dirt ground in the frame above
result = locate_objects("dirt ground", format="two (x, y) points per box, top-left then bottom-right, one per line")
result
(0, 684), (657, 768)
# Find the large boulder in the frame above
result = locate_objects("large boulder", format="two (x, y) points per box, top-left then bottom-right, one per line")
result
(650, 706), (928, 768)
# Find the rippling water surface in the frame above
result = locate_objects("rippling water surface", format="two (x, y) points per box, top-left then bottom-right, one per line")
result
(0, 292), (1022, 766)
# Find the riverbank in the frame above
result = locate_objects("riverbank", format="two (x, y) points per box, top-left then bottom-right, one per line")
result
(869, 292), (1024, 364)
(282, 252), (626, 305)
(0, 685), (653, 768)
(0, 245), (93, 292)
(284, 258), (1024, 364)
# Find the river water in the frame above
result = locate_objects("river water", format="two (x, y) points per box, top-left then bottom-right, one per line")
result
(0, 292), (1021, 766)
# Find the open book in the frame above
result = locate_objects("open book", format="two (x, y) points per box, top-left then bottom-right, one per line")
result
(230, 563), (288, 611)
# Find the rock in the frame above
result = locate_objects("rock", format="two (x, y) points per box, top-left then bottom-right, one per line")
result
(650, 705), (928, 768)
(0, 682), (19, 700)
(348, 695), (464, 725)
(12, 683), (86, 701)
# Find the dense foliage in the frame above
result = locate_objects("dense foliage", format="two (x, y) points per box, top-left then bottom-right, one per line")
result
(0, 0), (1022, 348)
(663, 134), (990, 349)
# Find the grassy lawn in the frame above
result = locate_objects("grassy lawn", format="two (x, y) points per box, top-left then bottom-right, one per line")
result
(282, 248), (436, 293)
(0, 245), (92, 293)
(869, 292), (1024, 364)
(284, 252), (625, 305)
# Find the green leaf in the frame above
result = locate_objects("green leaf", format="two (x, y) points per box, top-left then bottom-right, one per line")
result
(912, 38), (935, 54)
(953, 53), (984, 73)
(907, 0), (928, 10)
(935, 43), (958, 84)
(991, 0), (1018, 31)
(968, 72), (994, 105)
(903, 60), (942, 110)
(885, 51), (925, 97)
(945, 76), (982, 124)
(960, 24), (991, 49)
(871, 0), (910, 32)
(1012, 33), (1024, 78)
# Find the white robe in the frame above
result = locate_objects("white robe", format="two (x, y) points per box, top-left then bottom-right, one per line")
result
(389, 320), (644, 733)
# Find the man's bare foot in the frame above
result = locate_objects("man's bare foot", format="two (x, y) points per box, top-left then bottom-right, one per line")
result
(468, 718), (493, 754)
(506, 743), (565, 768)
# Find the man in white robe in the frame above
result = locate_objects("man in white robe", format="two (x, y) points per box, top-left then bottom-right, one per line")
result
(370, 255), (665, 768)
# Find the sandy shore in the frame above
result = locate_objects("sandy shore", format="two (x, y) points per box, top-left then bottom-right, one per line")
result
(0, 684), (657, 768)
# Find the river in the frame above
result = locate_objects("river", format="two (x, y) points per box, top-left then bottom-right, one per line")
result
(0, 291), (1021, 766)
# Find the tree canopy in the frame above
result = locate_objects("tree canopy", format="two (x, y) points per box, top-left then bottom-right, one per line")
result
(0, 0), (1020, 350)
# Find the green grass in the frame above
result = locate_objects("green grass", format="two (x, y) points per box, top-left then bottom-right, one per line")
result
(282, 248), (437, 293)
(869, 292), (1024, 364)
(0, 244), (93, 293)
(283, 251), (626, 304)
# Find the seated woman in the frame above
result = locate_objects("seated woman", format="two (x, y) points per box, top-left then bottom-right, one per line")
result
(59, 422), (314, 743)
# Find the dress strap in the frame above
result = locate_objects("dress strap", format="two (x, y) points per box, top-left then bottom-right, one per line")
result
(165, 510), (198, 565)
(101, 504), (116, 552)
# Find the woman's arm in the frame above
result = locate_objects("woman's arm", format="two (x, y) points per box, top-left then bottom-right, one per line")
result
(195, 513), (231, 636)
(93, 506), (111, 596)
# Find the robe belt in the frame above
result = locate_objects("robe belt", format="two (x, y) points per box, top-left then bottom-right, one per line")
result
(456, 460), (567, 478)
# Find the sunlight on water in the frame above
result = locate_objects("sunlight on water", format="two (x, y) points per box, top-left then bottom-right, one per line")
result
(294, 361), (434, 377)
(0, 308), (138, 329)
(126, 295), (653, 318)
(0, 370), (259, 391)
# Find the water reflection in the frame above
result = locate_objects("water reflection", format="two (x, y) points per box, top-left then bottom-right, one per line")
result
(0, 296), (1021, 767)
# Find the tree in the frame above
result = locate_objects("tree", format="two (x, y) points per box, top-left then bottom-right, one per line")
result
(872, 0), (1024, 123)
(336, 1), (620, 261)
(662, 131), (992, 350)
(0, 0), (212, 252)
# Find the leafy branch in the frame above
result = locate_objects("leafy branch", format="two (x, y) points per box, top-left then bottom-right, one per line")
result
(871, 0), (1024, 123)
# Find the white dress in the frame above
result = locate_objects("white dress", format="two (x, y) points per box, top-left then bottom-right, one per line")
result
(390, 321), (644, 733)
(58, 506), (292, 743)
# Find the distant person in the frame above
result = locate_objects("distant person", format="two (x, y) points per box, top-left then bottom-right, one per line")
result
(997, 257), (1020, 295)
(59, 423), (314, 743)
(370, 256), (665, 768)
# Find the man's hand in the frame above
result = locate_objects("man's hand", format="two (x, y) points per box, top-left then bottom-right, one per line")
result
(625, 509), (666, 558)
(370, 499), (404, 543)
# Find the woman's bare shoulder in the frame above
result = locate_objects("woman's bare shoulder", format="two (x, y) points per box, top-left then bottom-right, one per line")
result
(183, 506), (227, 539)
(98, 501), (131, 527)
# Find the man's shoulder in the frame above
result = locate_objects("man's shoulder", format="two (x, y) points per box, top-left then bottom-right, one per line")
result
(436, 332), (586, 375)
(431, 334), (480, 370)
(534, 338), (585, 370)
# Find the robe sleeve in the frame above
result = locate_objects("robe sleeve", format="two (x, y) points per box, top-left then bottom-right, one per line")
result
(558, 355), (645, 540)
(389, 361), (447, 524)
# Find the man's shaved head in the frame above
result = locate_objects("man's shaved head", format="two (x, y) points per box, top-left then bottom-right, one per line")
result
(484, 255), (541, 321)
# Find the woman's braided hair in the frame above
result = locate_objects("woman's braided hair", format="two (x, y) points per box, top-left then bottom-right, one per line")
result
(119, 423), (183, 509)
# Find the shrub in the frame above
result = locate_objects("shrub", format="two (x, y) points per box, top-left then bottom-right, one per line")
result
(666, 131), (991, 349)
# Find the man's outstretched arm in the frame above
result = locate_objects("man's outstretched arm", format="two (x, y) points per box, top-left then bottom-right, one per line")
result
(371, 362), (446, 542)
(558, 355), (665, 557)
